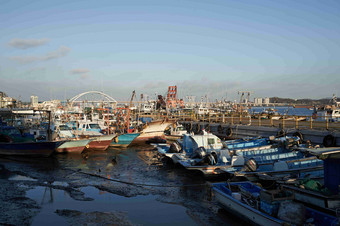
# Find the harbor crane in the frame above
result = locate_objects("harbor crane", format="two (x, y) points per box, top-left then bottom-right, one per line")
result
(238, 91), (254, 113)
(238, 91), (254, 105)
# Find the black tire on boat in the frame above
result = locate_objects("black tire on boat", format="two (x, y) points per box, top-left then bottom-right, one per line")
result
(188, 123), (193, 133)
(193, 147), (207, 159)
(169, 142), (181, 153)
(194, 124), (201, 134)
(225, 127), (232, 137)
(293, 131), (303, 142)
(185, 123), (191, 133)
(277, 129), (286, 137)
(217, 125), (223, 134)
(323, 134), (336, 147)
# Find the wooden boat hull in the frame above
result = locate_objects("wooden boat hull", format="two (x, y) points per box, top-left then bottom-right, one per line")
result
(88, 134), (115, 151)
(55, 139), (91, 154)
(0, 141), (60, 157)
(130, 120), (174, 145)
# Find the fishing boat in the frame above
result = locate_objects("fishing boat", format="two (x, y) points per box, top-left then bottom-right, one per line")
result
(110, 133), (140, 148)
(164, 123), (188, 141)
(225, 137), (272, 151)
(166, 131), (224, 163)
(234, 156), (324, 182)
(313, 94), (340, 122)
(55, 139), (91, 154)
(212, 181), (339, 225)
(0, 125), (35, 142)
(176, 136), (302, 177)
(280, 147), (340, 215)
(76, 121), (103, 137)
(130, 119), (175, 145)
(0, 140), (61, 157)
(87, 134), (116, 151)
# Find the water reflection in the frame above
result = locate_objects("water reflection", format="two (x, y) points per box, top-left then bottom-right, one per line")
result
(2, 146), (238, 225)
(27, 186), (197, 226)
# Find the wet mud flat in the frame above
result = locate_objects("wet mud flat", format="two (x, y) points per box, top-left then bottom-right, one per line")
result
(0, 146), (243, 226)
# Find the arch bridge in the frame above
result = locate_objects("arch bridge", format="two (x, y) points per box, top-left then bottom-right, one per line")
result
(68, 91), (118, 107)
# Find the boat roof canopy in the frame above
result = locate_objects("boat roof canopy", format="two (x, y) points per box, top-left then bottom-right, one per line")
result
(298, 147), (340, 159)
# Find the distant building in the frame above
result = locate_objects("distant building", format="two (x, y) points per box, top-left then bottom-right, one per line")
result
(263, 97), (270, 105)
(0, 91), (15, 108)
(254, 97), (270, 106)
(30, 96), (38, 107)
(254, 98), (263, 106)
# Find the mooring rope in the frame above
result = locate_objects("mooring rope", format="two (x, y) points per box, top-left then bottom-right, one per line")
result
(0, 156), (209, 188)
(63, 167), (208, 188)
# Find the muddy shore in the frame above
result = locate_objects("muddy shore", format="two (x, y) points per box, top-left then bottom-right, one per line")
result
(0, 147), (243, 225)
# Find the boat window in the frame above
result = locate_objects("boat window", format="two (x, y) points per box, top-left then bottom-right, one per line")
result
(208, 138), (215, 145)
(89, 124), (101, 129)
(59, 125), (71, 131)
(82, 124), (86, 129)
(177, 126), (186, 131)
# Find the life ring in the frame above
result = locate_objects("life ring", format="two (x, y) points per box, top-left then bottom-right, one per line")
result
(312, 113), (317, 120)
(323, 134), (336, 147)
(225, 127), (233, 137)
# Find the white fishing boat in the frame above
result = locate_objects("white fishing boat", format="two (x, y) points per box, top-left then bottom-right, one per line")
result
(130, 119), (175, 144)
(164, 123), (188, 141)
(314, 94), (340, 122)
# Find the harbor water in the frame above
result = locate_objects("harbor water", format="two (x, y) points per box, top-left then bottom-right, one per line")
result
(249, 106), (313, 116)
(0, 146), (243, 225)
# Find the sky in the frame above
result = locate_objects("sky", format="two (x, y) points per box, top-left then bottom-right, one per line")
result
(0, 0), (339, 102)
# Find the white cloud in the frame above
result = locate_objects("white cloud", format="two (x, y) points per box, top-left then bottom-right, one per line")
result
(42, 46), (70, 60)
(8, 38), (49, 49)
(9, 56), (40, 64)
(9, 46), (71, 64)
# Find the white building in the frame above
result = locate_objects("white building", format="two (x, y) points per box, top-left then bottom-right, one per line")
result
(263, 97), (270, 105)
(1, 96), (14, 108)
(254, 98), (263, 106)
(31, 96), (38, 107)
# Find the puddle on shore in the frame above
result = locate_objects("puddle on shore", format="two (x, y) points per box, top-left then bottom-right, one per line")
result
(9, 174), (37, 181)
(27, 186), (197, 226)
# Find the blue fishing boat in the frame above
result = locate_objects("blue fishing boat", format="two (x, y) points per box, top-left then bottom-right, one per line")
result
(212, 181), (339, 225)
(110, 133), (140, 148)
(177, 138), (304, 177)
(0, 141), (61, 157)
(234, 156), (324, 182)
(224, 137), (272, 150)
(0, 125), (35, 142)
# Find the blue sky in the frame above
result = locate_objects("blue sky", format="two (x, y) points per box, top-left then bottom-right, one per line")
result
(0, 0), (339, 102)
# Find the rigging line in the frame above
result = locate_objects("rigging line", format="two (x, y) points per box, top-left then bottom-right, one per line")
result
(63, 168), (208, 188)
